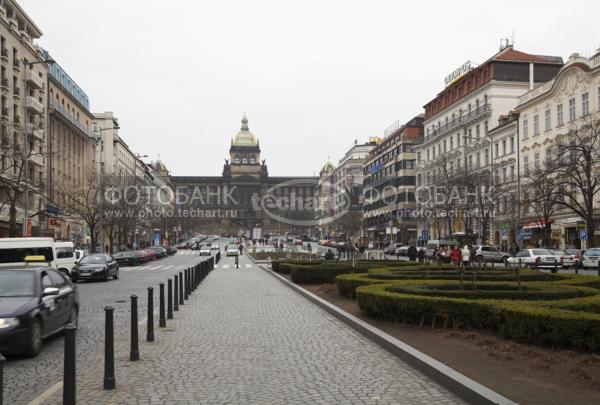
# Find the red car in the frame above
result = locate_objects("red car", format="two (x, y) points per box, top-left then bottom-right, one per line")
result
(142, 249), (157, 261)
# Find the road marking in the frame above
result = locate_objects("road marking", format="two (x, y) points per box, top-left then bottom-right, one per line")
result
(120, 266), (134, 271)
(163, 265), (174, 270)
(245, 264), (252, 268)
(148, 266), (163, 270)
(222, 264), (230, 269)
(28, 381), (63, 405)
(136, 266), (150, 271)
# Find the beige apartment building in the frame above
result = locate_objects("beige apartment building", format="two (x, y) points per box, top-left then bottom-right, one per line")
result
(0, 0), (49, 237)
(46, 53), (97, 244)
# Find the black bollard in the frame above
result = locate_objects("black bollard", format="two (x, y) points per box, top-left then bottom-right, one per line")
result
(235, 254), (239, 269)
(147, 287), (155, 342)
(184, 269), (189, 300)
(63, 323), (76, 404)
(191, 267), (195, 292)
(179, 272), (184, 305)
(167, 279), (173, 319)
(159, 283), (166, 328)
(103, 307), (116, 390)
(130, 295), (139, 361)
(174, 275), (179, 311)
(597, 260), (600, 277)
(0, 354), (4, 405)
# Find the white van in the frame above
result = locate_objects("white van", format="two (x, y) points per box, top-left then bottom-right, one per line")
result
(425, 240), (456, 258)
(55, 241), (77, 275)
(0, 237), (57, 268)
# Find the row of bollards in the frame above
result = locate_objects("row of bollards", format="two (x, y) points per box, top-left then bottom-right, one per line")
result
(55, 256), (215, 404)
(107, 257), (215, 392)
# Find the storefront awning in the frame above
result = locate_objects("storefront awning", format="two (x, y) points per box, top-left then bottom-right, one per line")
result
(523, 220), (552, 230)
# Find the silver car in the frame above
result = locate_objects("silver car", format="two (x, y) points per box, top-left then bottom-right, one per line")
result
(474, 245), (510, 263)
(582, 248), (600, 269)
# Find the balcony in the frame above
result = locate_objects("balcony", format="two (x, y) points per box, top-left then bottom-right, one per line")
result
(13, 114), (20, 126)
(28, 153), (44, 167)
(13, 86), (20, 99)
(26, 96), (44, 115)
(49, 99), (89, 136)
(27, 126), (44, 141)
(0, 77), (8, 93)
(425, 103), (491, 141)
(26, 70), (43, 90)
(0, 48), (7, 62)
(1, 108), (8, 120)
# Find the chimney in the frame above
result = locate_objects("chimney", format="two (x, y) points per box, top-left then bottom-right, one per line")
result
(529, 63), (534, 90)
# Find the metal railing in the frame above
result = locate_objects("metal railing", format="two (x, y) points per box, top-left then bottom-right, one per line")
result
(49, 99), (89, 135)
(426, 103), (491, 141)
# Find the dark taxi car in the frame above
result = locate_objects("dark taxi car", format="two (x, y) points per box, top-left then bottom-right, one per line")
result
(71, 254), (119, 282)
(0, 263), (79, 357)
(113, 251), (143, 266)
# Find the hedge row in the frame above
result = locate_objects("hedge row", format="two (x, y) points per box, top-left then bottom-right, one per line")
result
(289, 264), (365, 284)
(356, 282), (600, 351)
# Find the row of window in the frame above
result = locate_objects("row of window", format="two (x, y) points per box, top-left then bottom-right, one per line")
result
(365, 144), (414, 171)
(421, 121), (491, 162)
(522, 90), (599, 137)
(426, 95), (489, 137)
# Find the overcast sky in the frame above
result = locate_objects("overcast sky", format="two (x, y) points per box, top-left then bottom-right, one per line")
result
(20, 0), (599, 176)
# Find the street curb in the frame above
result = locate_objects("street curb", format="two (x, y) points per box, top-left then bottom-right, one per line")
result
(260, 265), (518, 405)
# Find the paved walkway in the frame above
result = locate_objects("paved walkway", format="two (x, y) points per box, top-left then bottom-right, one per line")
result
(45, 257), (463, 404)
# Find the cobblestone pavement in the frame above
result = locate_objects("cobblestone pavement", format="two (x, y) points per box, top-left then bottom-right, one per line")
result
(38, 253), (463, 405)
(3, 251), (206, 404)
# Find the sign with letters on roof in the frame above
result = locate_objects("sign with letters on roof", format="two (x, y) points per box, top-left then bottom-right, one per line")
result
(444, 61), (474, 87)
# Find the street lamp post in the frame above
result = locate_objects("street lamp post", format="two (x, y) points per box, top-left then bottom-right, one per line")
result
(22, 57), (55, 237)
(94, 125), (120, 252)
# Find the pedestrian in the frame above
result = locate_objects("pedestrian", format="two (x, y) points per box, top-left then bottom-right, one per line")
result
(238, 243), (244, 255)
(408, 243), (417, 262)
(279, 241), (284, 251)
(461, 245), (471, 268)
(307, 243), (312, 254)
(450, 245), (461, 267)
(417, 247), (425, 263)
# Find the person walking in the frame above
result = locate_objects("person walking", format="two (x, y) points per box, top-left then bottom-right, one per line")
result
(408, 244), (417, 262)
(238, 243), (244, 256)
(417, 247), (425, 263)
(461, 245), (471, 268)
(450, 245), (462, 267)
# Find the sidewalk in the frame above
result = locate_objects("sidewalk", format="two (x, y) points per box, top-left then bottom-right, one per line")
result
(46, 263), (463, 404)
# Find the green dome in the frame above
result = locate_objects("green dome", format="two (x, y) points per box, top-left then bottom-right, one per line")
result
(232, 113), (258, 147)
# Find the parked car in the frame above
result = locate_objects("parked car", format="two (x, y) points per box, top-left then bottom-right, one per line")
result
(71, 254), (119, 282)
(143, 249), (157, 261)
(133, 250), (149, 263)
(210, 244), (220, 251)
(113, 251), (144, 266)
(550, 249), (577, 268)
(226, 245), (239, 256)
(199, 246), (211, 256)
(395, 245), (410, 256)
(473, 245), (510, 264)
(507, 249), (560, 269)
(0, 263), (79, 357)
(582, 248), (600, 269)
(147, 247), (166, 259)
(384, 243), (403, 255)
(166, 246), (177, 255)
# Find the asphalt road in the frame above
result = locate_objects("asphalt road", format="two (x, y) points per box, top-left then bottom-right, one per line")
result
(3, 249), (211, 404)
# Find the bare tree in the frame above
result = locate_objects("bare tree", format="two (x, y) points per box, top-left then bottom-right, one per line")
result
(549, 117), (600, 246)
(0, 123), (48, 236)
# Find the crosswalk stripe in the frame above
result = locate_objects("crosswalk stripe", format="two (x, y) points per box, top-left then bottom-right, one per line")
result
(163, 265), (174, 270)
(148, 266), (162, 270)
(222, 264), (230, 269)
(136, 266), (150, 271)
(245, 264), (252, 268)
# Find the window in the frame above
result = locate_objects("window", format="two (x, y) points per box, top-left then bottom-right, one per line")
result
(545, 109), (551, 131)
(545, 147), (552, 164)
(533, 114), (540, 135)
(468, 155), (473, 170)
(476, 124), (480, 139)
(534, 152), (540, 170)
(510, 165), (515, 181)
(485, 149), (489, 166)
(522, 118), (529, 138)
(449, 137), (453, 150)
(494, 143), (499, 158)
(582, 92), (589, 116)
(598, 86), (600, 111)
(443, 140), (447, 153)
(557, 104), (564, 126)
(569, 98), (576, 121)
(510, 137), (515, 153)
(502, 140), (506, 156)
(523, 156), (529, 176)
(502, 167), (507, 183)
(476, 152), (480, 168)
(456, 133), (460, 147)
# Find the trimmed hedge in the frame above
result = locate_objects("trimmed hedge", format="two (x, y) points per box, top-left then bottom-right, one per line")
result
(356, 282), (600, 351)
(289, 264), (365, 284)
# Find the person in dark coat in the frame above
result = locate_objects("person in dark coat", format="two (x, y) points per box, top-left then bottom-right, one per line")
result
(408, 244), (417, 262)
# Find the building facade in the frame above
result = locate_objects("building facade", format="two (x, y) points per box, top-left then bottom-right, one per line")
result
(172, 115), (317, 238)
(415, 45), (563, 244)
(46, 53), (97, 243)
(316, 140), (376, 241)
(515, 51), (600, 249)
(363, 115), (423, 244)
(0, 0), (49, 237)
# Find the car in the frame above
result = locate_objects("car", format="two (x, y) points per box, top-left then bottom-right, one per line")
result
(0, 263), (79, 357)
(210, 244), (220, 251)
(582, 248), (600, 269)
(473, 245), (510, 264)
(147, 247), (166, 258)
(507, 249), (560, 269)
(199, 246), (211, 256)
(226, 245), (239, 256)
(395, 246), (410, 256)
(71, 254), (119, 282)
(113, 251), (144, 266)
(550, 249), (577, 268)
(54, 241), (77, 277)
(384, 243), (403, 255)
(166, 246), (177, 255)
(142, 249), (157, 261)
